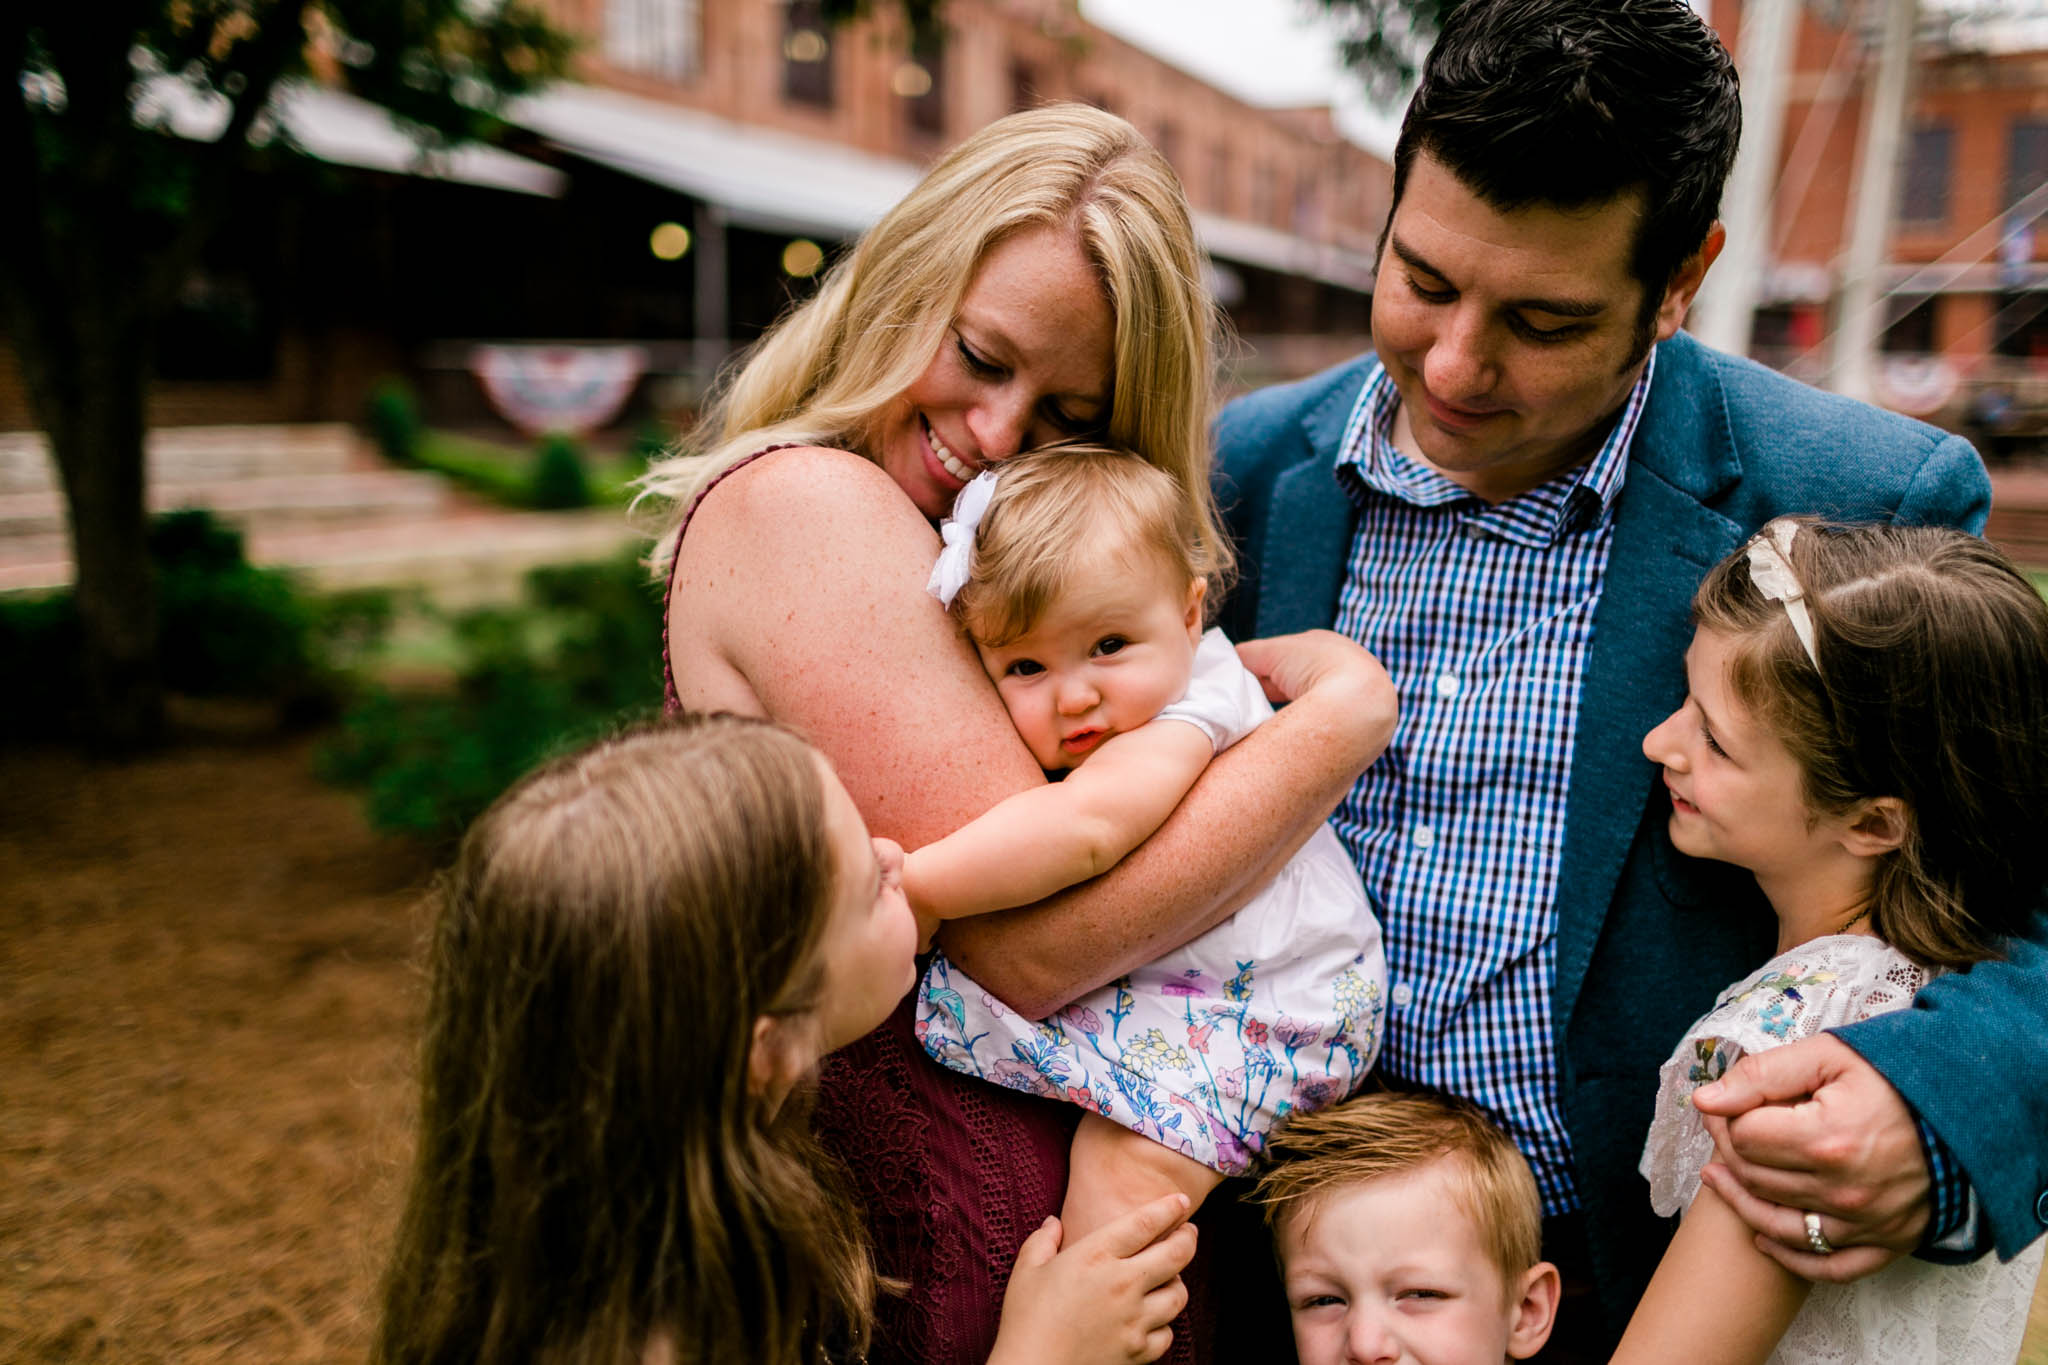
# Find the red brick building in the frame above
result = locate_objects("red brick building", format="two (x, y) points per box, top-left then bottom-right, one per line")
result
(1707, 0), (2048, 438)
(0, 0), (1394, 432)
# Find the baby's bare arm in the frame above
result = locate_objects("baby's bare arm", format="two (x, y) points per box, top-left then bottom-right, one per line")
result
(904, 720), (1215, 920)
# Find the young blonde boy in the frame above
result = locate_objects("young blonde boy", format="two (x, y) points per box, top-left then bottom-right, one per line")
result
(1255, 1092), (1561, 1365)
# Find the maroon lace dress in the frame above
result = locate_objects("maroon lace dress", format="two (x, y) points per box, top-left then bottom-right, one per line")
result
(661, 448), (1255, 1364)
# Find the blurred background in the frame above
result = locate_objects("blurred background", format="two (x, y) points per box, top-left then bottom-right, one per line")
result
(2, 2), (2044, 1360)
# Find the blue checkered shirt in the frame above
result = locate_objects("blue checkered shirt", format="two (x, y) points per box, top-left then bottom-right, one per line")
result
(1327, 356), (1648, 1213)
(1326, 353), (1977, 1241)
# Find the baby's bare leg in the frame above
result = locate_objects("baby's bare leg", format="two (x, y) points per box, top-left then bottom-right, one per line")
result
(1061, 1111), (1225, 1243)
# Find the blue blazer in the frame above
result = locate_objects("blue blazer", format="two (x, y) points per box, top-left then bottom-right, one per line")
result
(1213, 330), (2048, 1329)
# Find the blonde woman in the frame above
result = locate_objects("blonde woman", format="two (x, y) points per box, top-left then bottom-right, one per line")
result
(648, 105), (1394, 1362)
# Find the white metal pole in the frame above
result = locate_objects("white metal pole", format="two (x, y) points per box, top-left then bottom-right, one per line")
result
(1693, 0), (1801, 356)
(1829, 0), (1918, 401)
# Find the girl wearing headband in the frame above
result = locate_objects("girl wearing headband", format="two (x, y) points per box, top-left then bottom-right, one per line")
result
(1616, 519), (2048, 1364)
(911, 446), (1391, 1239)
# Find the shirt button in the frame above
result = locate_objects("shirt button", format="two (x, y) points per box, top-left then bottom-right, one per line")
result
(1435, 672), (1461, 699)
(1411, 824), (1436, 850)
(1391, 982), (1414, 1008)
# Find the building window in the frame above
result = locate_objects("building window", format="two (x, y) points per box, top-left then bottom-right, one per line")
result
(156, 270), (274, 382)
(1210, 142), (1233, 217)
(1253, 164), (1281, 229)
(605, 0), (700, 81)
(2007, 118), (2048, 214)
(898, 26), (946, 138)
(1154, 120), (1180, 173)
(1879, 295), (1937, 353)
(783, 0), (834, 108)
(1897, 123), (1952, 225)
(1009, 61), (1040, 112)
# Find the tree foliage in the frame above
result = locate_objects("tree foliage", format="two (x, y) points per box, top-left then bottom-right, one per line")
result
(1311, 0), (1457, 103)
(2, 1), (572, 748)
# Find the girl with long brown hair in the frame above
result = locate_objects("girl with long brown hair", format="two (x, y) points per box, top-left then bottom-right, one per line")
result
(373, 715), (1199, 1365)
(1619, 520), (2048, 1365)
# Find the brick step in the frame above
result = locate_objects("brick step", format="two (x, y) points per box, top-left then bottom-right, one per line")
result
(0, 470), (449, 539)
(0, 424), (362, 495)
(0, 507), (644, 608)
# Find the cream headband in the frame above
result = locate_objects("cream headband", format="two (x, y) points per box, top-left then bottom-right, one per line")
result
(1745, 518), (1819, 667)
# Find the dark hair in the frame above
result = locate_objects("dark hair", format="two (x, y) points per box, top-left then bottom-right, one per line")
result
(1694, 520), (2048, 969)
(373, 715), (876, 1365)
(1253, 1090), (1542, 1291)
(1390, 0), (1740, 320)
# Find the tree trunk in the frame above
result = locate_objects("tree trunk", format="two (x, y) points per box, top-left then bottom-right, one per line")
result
(11, 229), (164, 751)
(50, 350), (161, 752)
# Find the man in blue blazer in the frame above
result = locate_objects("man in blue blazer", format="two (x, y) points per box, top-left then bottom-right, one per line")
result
(1214, 0), (2048, 1350)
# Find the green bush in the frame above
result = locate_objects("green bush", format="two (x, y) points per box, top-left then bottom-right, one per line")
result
(0, 589), (85, 741)
(367, 378), (421, 465)
(631, 421), (673, 468)
(531, 432), (591, 510)
(0, 508), (385, 741)
(318, 551), (664, 841)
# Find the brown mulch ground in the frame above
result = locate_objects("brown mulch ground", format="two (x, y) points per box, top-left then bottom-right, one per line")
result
(0, 719), (437, 1364)
(1, 722), (2043, 1364)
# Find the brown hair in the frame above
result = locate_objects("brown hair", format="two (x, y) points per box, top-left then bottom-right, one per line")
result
(1253, 1090), (1543, 1295)
(372, 715), (875, 1365)
(1694, 519), (2048, 968)
(951, 443), (1229, 647)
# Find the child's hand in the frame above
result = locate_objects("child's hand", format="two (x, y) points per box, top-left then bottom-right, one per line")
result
(900, 849), (942, 950)
(987, 1193), (1197, 1365)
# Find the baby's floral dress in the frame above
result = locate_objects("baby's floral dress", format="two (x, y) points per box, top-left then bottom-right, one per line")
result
(916, 630), (1387, 1174)
(1640, 933), (2042, 1364)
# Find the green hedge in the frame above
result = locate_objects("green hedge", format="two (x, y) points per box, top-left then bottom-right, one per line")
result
(317, 550), (664, 841)
(0, 509), (389, 742)
(406, 429), (638, 510)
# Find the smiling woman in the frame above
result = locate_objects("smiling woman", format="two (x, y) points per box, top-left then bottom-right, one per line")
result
(643, 103), (1401, 1362)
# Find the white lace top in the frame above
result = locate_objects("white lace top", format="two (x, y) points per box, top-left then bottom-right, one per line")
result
(1640, 934), (2043, 1365)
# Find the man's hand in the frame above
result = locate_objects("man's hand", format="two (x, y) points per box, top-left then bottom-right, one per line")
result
(988, 1194), (1197, 1365)
(1691, 1033), (1931, 1283)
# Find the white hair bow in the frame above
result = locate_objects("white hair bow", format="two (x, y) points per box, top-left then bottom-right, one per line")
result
(1745, 518), (1819, 667)
(926, 470), (1000, 607)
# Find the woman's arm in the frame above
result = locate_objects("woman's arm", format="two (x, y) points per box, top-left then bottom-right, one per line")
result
(904, 720), (1215, 920)
(1610, 1183), (1810, 1365)
(668, 448), (1395, 1018)
(949, 628), (1394, 1015)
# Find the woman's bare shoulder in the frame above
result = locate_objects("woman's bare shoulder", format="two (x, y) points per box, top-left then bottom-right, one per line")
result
(707, 445), (920, 527)
(679, 445), (933, 591)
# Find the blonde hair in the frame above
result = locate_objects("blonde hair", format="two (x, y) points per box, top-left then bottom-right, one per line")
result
(374, 715), (876, 1365)
(1254, 1091), (1543, 1297)
(1692, 519), (2048, 969)
(639, 103), (1228, 583)
(951, 444), (1226, 647)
